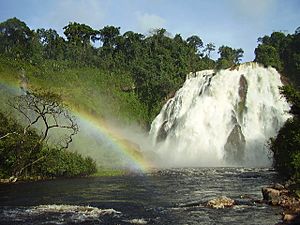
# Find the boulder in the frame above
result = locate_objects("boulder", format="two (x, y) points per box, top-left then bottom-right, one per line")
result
(262, 187), (281, 205)
(0, 176), (17, 183)
(207, 196), (235, 209)
(283, 213), (297, 222)
(273, 183), (285, 191)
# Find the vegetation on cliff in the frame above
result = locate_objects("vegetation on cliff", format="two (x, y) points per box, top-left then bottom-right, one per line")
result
(0, 17), (244, 125)
(269, 86), (300, 184)
(256, 28), (300, 185)
(255, 28), (300, 88)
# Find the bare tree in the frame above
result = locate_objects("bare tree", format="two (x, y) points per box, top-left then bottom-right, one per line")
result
(9, 89), (78, 149)
(6, 89), (79, 177)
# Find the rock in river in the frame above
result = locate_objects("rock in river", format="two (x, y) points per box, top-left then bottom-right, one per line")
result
(207, 196), (235, 209)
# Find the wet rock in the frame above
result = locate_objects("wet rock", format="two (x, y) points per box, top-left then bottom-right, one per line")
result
(283, 213), (297, 222)
(9, 176), (17, 183)
(207, 196), (235, 209)
(224, 122), (246, 163)
(262, 184), (300, 224)
(273, 183), (285, 191)
(262, 187), (281, 205)
(237, 74), (248, 121)
(0, 176), (17, 184)
(238, 75), (248, 103)
(156, 121), (168, 142)
(164, 91), (176, 102)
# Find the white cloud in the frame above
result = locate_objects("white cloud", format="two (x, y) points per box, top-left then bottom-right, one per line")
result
(136, 12), (166, 33)
(41, 0), (106, 34)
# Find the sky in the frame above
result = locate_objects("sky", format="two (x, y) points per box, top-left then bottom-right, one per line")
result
(0, 0), (299, 61)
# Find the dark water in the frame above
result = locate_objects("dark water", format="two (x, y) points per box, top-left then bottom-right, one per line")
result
(0, 168), (282, 225)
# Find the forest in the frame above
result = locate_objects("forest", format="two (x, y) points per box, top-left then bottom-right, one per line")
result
(0, 17), (299, 183)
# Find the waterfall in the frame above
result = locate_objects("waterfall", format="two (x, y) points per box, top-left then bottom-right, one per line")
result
(150, 63), (290, 167)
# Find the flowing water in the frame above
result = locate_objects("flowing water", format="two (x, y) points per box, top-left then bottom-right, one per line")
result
(150, 63), (290, 167)
(0, 168), (281, 225)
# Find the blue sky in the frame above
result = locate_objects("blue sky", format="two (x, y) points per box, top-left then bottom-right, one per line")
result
(0, 0), (299, 61)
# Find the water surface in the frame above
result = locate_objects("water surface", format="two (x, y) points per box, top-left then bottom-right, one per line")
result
(0, 168), (282, 224)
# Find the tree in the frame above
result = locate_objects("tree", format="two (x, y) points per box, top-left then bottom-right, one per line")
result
(203, 42), (216, 58)
(186, 35), (203, 54)
(254, 30), (300, 87)
(0, 17), (33, 58)
(0, 111), (96, 179)
(254, 44), (282, 70)
(99, 25), (120, 48)
(3, 89), (79, 177)
(269, 86), (300, 181)
(0, 111), (41, 178)
(295, 27), (300, 35)
(258, 32), (286, 50)
(63, 22), (98, 64)
(37, 28), (65, 59)
(63, 22), (97, 46)
(216, 46), (244, 69)
(186, 35), (203, 74)
(122, 31), (144, 52)
(10, 89), (78, 149)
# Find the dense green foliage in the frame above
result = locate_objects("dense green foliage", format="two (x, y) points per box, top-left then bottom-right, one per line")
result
(269, 86), (300, 182)
(255, 29), (300, 88)
(216, 46), (244, 70)
(0, 111), (96, 179)
(0, 17), (244, 125)
(257, 28), (300, 183)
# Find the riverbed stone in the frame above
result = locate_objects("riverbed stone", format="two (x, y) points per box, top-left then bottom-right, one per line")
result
(262, 187), (281, 205)
(0, 176), (17, 184)
(262, 183), (300, 224)
(283, 213), (297, 222)
(273, 183), (285, 191)
(207, 196), (235, 209)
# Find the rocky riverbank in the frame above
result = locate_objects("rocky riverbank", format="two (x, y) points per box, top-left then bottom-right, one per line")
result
(0, 176), (17, 183)
(202, 183), (300, 225)
(262, 183), (300, 225)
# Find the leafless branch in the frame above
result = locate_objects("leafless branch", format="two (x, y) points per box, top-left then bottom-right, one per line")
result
(12, 89), (79, 150)
(0, 132), (19, 140)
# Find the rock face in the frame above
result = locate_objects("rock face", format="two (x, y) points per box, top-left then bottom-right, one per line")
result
(156, 121), (168, 143)
(207, 196), (235, 209)
(224, 122), (246, 163)
(237, 74), (248, 121)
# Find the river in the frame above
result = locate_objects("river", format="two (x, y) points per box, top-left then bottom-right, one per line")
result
(0, 168), (281, 225)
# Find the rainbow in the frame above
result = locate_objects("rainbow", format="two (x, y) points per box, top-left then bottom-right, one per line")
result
(0, 78), (154, 173)
(71, 109), (154, 172)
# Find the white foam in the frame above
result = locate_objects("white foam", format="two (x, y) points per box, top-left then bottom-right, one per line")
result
(150, 63), (290, 167)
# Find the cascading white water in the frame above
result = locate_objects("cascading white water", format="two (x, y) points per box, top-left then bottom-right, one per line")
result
(150, 62), (291, 167)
